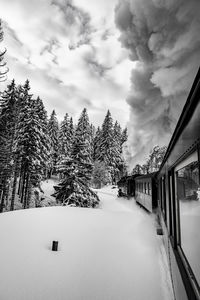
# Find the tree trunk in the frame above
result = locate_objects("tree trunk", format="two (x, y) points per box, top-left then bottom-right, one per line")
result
(23, 174), (29, 209)
(20, 169), (27, 204)
(26, 179), (32, 209)
(0, 188), (4, 213)
(18, 168), (23, 196)
(10, 167), (18, 211)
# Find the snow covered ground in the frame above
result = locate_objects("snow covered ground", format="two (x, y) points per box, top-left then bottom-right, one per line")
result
(0, 185), (174, 300)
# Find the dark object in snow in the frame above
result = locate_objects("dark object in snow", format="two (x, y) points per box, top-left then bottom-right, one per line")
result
(156, 227), (163, 235)
(52, 241), (58, 251)
(117, 188), (127, 197)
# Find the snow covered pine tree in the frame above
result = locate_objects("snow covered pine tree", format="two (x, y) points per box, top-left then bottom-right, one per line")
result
(96, 110), (123, 184)
(53, 108), (99, 208)
(48, 110), (59, 178)
(0, 80), (18, 211)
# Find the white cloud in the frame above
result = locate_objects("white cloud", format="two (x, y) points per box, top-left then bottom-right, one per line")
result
(0, 0), (132, 127)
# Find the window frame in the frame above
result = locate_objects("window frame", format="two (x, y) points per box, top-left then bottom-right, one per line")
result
(174, 150), (200, 297)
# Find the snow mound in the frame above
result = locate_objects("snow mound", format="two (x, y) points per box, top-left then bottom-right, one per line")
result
(0, 187), (173, 300)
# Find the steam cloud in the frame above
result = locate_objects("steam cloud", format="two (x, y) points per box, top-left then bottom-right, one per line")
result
(115, 0), (200, 169)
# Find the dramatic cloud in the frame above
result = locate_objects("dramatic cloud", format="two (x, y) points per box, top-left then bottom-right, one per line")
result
(115, 0), (200, 169)
(0, 0), (132, 127)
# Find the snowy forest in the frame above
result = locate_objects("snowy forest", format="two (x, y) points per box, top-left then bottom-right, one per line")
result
(0, 19), (166, 213)
(0, 20), (129, 212)
(0, 81), (128, 212)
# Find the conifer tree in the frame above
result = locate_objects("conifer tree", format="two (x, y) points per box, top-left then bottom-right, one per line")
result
(53, 108), (98, 208)
(16, 80), (48, 208)
(71, 108), (93, 182)
(48, 110), (59, 177)
(74, 108), (92, 158)
(93, 126), (101, 161)
(32, 96), (50, 180)
(97, 110), (122, 183)
(90, 124), (95, 161)
(57, 113), (74, 176)
(114, 121), (122, 151)
(0, 80), (18, 211)
(121, 127), (128, 146)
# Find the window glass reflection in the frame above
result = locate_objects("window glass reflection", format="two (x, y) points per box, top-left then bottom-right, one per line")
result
(177, 159), (200, 286)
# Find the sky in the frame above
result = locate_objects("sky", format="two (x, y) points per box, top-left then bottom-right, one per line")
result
(0, 0), (133, 127)
(1, 0), (200, 168)
(115, 0), (200, 168)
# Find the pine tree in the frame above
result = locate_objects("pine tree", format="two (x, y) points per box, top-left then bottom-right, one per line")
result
(57, 113), (74, 176)
(97, 110), (122, 183)
(71, 108), (93, 182)
(91, 161), (110, 188)
(69, 117), (74, 139)
(74, 108), (92, 157)
(121, 127), (128, 146)
(52, 174), (99, 208)
(0, 80), (18, 212)
(114, 121), (122, 151)
(93, 126), (101, 161)
(90, 124), (95, 161)
(32, 96), (50, 181)
(48, 110), (59, 177)
(16, 80), (48, 208)
(53, 108), (98, 208)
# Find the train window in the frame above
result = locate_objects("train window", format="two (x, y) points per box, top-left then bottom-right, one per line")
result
(169, 174), (174, 237)
(144, 182), (147, 194)
(140, 182), (143, 193)
(148, 182), (151, 195)
(161, 176), (167, 221)
(175, 151), (200, 287)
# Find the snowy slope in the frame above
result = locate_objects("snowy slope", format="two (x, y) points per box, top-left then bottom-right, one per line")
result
(0, 186), (174, 300)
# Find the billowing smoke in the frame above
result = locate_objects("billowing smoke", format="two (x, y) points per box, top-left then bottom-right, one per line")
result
(115, 0), (200, 169)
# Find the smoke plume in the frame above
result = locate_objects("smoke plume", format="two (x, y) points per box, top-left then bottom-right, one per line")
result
(115, 0), (200, 169)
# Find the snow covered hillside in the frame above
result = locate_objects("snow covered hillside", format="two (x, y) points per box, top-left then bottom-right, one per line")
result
(0, 186), (174, 300)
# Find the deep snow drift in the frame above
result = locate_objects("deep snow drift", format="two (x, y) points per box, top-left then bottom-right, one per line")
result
(0, 185), (174, 300)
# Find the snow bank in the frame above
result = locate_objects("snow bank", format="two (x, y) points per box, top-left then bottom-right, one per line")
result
(0, 186), (173, 300)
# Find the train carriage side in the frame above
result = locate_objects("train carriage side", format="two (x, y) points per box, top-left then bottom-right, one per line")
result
(157, 68), (200, 300)
(135, 173), (157, 213)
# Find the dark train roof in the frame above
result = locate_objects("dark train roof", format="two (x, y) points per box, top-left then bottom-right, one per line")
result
(158, 67), (200, 173)
(134, 172), (158, 180)
(117, 174), (141, 185)
(117, 176), (127, 185)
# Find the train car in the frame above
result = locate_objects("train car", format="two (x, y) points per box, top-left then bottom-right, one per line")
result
(157, 68), (200, 300)
(135, 172), (157, 213)
(117, 176), (128, 196)
(117, 174), (140, 197)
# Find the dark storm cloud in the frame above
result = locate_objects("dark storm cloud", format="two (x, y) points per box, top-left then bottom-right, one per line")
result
(115, 0), (200, 168)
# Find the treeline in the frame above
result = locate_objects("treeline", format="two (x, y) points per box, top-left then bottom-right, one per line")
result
(0, 79), (127, 211)
(131, 145), (167, 175)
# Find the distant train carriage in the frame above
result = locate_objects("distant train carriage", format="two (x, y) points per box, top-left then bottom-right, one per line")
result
(157, 68), (200, 300)
(135, 173), (157, 212)
(117, 176), (128, 196)
(117, 174), (139, 197)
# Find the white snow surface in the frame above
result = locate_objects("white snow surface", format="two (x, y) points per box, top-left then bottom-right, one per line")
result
(0, 185), (174, 300)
